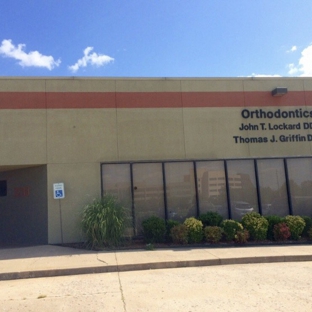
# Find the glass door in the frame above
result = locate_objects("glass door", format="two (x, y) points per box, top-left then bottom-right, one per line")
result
(132, 163), (165, 234)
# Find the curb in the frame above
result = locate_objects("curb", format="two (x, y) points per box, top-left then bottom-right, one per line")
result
(1, 254), (312, 281)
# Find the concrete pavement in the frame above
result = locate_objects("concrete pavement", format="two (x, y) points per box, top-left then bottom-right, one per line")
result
(0, 244), (312, 281)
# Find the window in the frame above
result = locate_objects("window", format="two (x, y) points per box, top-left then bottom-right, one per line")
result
(196, 161), (228, 218)
(165, 162), (196, 221)
(257, 159), (289, 216)
(287, 158), (312, 216)
(227, 160), (259, 220)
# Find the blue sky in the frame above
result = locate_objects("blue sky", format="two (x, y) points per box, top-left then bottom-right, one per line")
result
(0, 0), (311, 77)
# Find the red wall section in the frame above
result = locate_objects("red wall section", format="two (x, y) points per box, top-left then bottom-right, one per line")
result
(0, 91), (312, 109)
(181, 92), (244, 107)
(46, 92), (116, 109)
(116, 92), (182, 108)
(0, 92), (46, 109)
(244, 91), (306, 107)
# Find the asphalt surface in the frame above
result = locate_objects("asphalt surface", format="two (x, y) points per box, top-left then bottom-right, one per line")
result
(1, 262), (312, 311)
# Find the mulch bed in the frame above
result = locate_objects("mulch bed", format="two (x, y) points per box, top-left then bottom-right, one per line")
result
(59, 238), (312, 252)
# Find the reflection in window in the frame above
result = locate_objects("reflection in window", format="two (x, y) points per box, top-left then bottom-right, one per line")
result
(257, 159), (289, 216)
(196, 161), (228, 218)
(287, 158), (312, 216)
(133, 163), (165, 234)
(165, 162), (196, 222)
(227, 160), (259, 220)
(102, 164), (133, 236)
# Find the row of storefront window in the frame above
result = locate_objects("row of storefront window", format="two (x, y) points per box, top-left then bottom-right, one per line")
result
(101, 158), (312, 235)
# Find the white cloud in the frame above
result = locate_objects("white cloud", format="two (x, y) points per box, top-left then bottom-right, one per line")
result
(249, 73), (281, 77)
(288, 44), (312, 76)
(287, 45), (297, 53)
(69, 47), (114, 72)
(0, 39), (60, 70)
(287, 63), (299, 75)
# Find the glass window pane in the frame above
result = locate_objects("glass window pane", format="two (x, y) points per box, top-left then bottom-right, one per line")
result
(133, 163), (165, 234)
(287, 158), (312, 216)
(196, 161), (228, 218)
(101, 164), (133, 236)
(165, 162), (196, 222)
(227, 160), (259, 220)
(257, 159), (289, 216)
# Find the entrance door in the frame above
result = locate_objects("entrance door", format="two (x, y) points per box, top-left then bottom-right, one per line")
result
(132, 163), (165, 234)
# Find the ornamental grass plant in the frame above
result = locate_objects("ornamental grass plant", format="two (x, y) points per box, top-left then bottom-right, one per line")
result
(81, 195), (128, 248)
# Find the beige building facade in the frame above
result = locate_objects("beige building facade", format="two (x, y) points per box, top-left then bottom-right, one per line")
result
(1, 77), (312, 246)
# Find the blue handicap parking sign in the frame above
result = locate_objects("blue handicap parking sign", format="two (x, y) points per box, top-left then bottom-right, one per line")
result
(55, 190), (63, 198)
(53, 183), (65, 199)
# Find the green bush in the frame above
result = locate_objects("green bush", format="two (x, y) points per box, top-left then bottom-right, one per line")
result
(198, 212), (223, 227)
(183, 217), (203, 243)
(242, 212), (269, 241)
(235, 229), (249, 244)
(142, 216), (166, 243)
(166, 219), (180, 242)
(265, 215), (283, 240)
(308, 228), (312, 241)
(221, 219), (243, 241)
(170, 224), (189, 244)
(81, 195), (128, 248)
(204, 226), (223, 243)
(302, 216), (312, 238)
(284, 215), (305, 240)
(273, 222), (291, 241)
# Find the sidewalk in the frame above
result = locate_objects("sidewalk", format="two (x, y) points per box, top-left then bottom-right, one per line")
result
(1, 244), (312, 281)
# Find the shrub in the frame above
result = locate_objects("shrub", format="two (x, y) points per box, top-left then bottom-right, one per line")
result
(235, 229), (250, 244)
(302, 216), (312, 238)
(284, 215), (305, 240)
(166, 219), (180, 242)
(183, 217), (204, 243)
(265, 215), (283, 240)
(242, 212), (269, 241)
(221, 219), (243, 241)
(308, 228), (312, 241)
(170, 224), (189, 244)
(273, 223), (291, 241)
(81, 195), (128, 248)
(142, 216), (166, 243)
(204, 226), (223, 243)
(198, 212), (223, 227)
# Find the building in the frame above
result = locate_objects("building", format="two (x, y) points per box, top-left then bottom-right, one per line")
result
(1, 77), (312, 246)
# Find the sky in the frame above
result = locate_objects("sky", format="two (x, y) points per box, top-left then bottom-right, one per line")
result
(0, 0), (312, 78)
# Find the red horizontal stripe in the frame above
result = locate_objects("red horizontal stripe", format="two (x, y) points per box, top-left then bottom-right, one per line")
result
(0, 92), (46, 109)
(0, 91), (311, 109)
(46, 92), (116, 109)
(116, 92), (182, 108)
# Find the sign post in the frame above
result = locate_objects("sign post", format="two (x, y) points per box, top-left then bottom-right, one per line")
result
(53, 183), (65, 243)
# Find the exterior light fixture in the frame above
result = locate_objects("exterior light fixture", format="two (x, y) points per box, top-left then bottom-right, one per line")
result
(272, 87), (288, 96)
